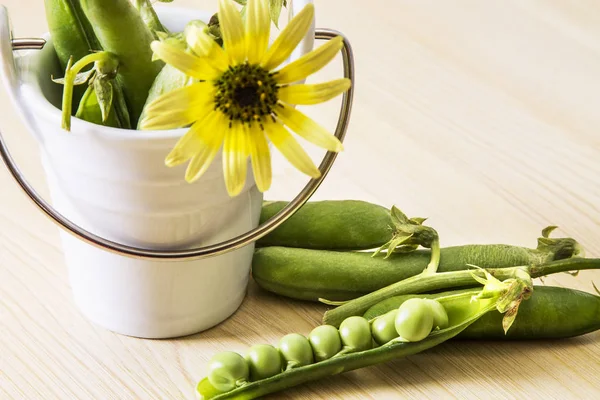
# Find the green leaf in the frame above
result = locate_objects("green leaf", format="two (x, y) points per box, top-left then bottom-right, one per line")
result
(384, 235), (413, 259)
(390, 206), (410, 230)
(541, 226), (558, 238)
(75, 85), (119, 128)
(135, 0), (169, 36)
(233, 0), (248, 5)
(373, 206), (438, 259)
(207, 13), (224, 47)
(94, 78), (114, 123)
(270, 0), (287, 28)
(52, 68), (95, 86)
(393, 244), (419, 254)
(502, 304), (520, 334)
(409, 217), (427, 225)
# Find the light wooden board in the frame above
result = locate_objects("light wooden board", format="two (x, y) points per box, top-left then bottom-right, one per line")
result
(1, 0), (599, 398)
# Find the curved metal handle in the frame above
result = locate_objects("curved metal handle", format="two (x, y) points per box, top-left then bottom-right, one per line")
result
(0, 28), (355, 260)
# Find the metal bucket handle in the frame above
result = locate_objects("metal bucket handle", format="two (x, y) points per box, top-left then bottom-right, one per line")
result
(0, 6), (355, 261)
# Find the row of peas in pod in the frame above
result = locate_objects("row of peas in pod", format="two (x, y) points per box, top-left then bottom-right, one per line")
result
(206, 298), (448, 393)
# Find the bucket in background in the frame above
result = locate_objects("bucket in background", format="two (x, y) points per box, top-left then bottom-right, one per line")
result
(2, 2), (315, 339)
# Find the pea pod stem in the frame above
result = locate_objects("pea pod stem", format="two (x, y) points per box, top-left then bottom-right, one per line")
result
(198, 301), (500, 400)
(323, 258), (600, 327)
(61, 51), (117, 130)
(426, 237), (441, 274)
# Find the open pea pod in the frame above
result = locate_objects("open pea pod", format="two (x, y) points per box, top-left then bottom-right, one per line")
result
(196, 271), (529, 400)
(364, 285), (600, 340)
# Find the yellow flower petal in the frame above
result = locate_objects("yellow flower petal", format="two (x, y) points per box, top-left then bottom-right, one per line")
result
(185, 123), (225, 182)
(139, 109), (201, 131)
(276, 103), (343, 152)
(165, 111), (221, 168)
(264, 121), (321, 178)
(151, 41), (220, 80)
(248, 125), (272, 192)
(185, 25), (229, 71)
(275, 36), (344, 85)
(245, 0), (270, 64)
(219, 0), (246, 64)
(278, 78), (351, 105)
(144, 82), (213, 114)
(223, 122), (249, 196)
(139, 83), (214, 130)
(261, 3), (314, 71)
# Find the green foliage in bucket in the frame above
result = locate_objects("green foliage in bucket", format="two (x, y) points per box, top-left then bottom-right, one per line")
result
(44, 0), (352, 198)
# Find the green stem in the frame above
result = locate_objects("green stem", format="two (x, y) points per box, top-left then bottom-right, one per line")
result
(425, 237), (441, 274)
(61, 52), (117, 131)
(60, 56), (74, 130)
(527, 257), (598, 277)
(323, 258), (600, 327)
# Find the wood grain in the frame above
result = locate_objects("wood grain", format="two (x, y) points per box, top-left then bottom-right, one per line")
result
(1, 0), (600, 399)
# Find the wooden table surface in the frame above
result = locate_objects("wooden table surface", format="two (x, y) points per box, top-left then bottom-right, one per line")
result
(2, 0), (600, 399)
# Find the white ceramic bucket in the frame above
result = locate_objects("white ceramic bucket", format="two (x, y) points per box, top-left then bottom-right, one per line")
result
(0, 2), (320, 338)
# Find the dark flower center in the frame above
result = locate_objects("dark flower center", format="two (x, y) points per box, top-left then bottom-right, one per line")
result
(234, 85), (259, 107)
(214, 62), (279, 126)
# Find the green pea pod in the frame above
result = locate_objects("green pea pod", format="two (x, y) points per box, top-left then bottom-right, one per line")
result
(44, 0), (100, 113)
(252, 236), (580, 302)
(257, 201), (394, 250)
(364, 286), (600, 340)
(196, 276), (525, 400)
(133, 0), (169, 37)
(323, 257), (600, 327)
(44, 0), (100, 70)
(80, 0), (164, 125)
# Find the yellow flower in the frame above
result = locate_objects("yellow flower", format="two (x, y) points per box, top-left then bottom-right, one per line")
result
(140, 0), (351, 196)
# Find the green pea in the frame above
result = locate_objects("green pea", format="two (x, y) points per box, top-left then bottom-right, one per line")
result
(371, 309), (399, 345)
(207, 351), (249, 392)
(308, 325), (342, 362)
(426, 299), (449, 330)
(278, 333), (314, 370)
(395, 298), (434, 342)
(339, 316), (372, 352)
(245, 344), (282, 381)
